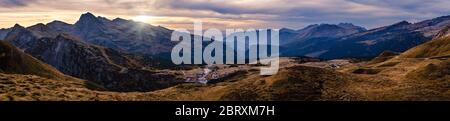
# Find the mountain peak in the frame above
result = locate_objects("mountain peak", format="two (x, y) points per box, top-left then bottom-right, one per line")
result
(301, 24), (319, 30)
(338, 23), (367, 31)
(112, 18), (129, 23)
(76, 12), (100, 25)
(28, 23), (46, 28)
(75, 12), (105, 32)
(338, 23), (354, 26)
(280, 28), (297, 32)
(81, 12), (95, 18)
(79, 12), (111, 24)
(13, 23), (24, 28)
(9, 24), (26, 33)
(380, 20), (411, 31)
(27, 23), (50, 32)
(7, 23), (28, 35)
(393, 21), (411, 26)
(48, 20), (69, 25)
(300, 23), (365, 31)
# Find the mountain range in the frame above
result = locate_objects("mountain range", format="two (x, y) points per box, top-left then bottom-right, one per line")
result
(0, 12), (449, 100)
(51, 12), (175, 55)
(280, 23), (367, 45)
(279, 16), (450, 59)
(2, 25), (448, 100)
(3, 13), (450, 60)
(2, 21), (182, 92)
(1, 12), (450, 92)
(279, 23), (367, 57)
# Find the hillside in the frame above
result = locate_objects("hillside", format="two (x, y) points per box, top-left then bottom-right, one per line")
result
(336, 28), (450, 100)
(0, 40), (105, 91)
(399, 27), (450, 58)
(399, 36), (450, 58)
(0, 72), (174, 101)
(0, 41), (161, 100)
(151, 56), (449, 101)
(0, 40), (66, 80)
(149, 64), (357, 101)
(1, 53), (448, 101)
(4, 24), (183, 92)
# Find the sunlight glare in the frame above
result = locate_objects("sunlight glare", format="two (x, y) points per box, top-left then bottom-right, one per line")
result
(132, 15), (153, 22)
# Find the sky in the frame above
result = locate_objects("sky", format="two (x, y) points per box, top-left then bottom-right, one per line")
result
(1, 0), (450, 30)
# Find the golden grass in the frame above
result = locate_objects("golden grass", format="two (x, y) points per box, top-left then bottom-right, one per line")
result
(400, 36), (450, 58)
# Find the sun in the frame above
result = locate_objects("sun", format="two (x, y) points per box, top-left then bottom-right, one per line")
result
(132, 15), (153, 22)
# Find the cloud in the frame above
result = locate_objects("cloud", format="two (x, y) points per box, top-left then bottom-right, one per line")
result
(90, 0), (362, 28)
(143, 0), (450, 28)
(0, 0), (450, 29)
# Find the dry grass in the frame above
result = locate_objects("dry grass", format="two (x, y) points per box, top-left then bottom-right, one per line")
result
(0, 41), (65, 80)
(400, 36), (450, 58)
(0, 73), (169, 101)
(1, 37), (449, 101)
(1, 58), (448, 101)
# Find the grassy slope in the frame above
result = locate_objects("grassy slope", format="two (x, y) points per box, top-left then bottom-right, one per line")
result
(0, 40), (104, 90)
(0, 73), (163, 101)
(151, 66), (369, 101)
(0, 40), (65, 79)
(338, 35), (450, 100)
(399, 36), (450, 58)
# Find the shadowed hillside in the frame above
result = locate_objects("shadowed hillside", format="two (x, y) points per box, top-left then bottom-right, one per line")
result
(0, 40), (66, 80)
